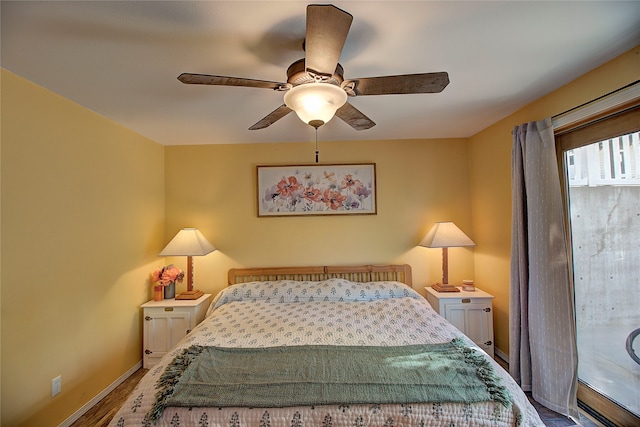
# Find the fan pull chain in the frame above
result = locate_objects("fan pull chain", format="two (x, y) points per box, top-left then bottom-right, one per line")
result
(315, 127), (319, 163)
(308, 119), (323, 163)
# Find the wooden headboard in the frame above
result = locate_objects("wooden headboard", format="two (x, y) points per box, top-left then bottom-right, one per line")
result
(228, 264), (412, 286)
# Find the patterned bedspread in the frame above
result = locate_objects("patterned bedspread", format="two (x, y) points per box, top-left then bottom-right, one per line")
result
(108, 279), (545, 426)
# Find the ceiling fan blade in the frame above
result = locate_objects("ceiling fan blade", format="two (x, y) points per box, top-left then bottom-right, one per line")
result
(305, 4), (353, 78)
(248, 104), (293, 130)
(344, 72), (450, 96)
(335, 102), (375, 130)
(178, 73), (284, 90)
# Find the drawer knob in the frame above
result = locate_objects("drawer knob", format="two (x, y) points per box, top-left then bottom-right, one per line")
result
(145, 349), (153, 355)
(145, 316), (152, 321)
(484, 307), (491, 312)
(484, 341), (493, 346)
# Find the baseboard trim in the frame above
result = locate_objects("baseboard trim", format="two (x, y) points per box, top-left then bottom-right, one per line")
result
(495, 347), (509, 365)
(57, 360), (142, 427)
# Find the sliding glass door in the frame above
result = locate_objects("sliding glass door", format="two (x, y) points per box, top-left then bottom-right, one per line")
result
(558, 108), (640, 426)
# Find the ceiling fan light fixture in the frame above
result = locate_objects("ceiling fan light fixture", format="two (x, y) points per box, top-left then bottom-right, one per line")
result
(284, 83), (347, 126)
(178, 4), (448, 131)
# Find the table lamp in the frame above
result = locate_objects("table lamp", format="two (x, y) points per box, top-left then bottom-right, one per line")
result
(419, 221), (476, 292)
(159, 228), (215, 299)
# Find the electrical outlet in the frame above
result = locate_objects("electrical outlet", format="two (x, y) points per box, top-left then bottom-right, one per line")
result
(52, 375), (62, 397)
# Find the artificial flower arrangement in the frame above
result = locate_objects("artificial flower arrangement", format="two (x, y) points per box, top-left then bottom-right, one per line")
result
(150, 265), (184, 300)
(151, 264), (185, 286)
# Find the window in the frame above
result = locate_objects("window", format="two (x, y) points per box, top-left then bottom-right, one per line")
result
(557, 106), (640, 426)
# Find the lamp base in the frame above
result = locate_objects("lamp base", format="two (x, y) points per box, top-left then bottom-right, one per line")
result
(431, 283), (461, 293)
(175, 289), (205, 300)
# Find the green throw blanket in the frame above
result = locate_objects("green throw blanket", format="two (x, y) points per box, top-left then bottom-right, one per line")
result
(150, 338), (511, 423)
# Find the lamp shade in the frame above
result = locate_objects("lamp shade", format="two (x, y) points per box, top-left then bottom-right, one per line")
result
(159, 228), (215, 256)
(284, 82), (347, 126)
(419, 221), (476, 248)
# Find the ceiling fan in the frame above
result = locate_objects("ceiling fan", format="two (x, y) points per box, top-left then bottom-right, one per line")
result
(178, 4), (449, 131)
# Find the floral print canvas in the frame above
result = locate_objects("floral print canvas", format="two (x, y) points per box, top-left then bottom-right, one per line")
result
(257, 163), (376, 216)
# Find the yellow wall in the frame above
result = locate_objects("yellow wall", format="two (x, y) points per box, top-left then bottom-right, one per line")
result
(1, 69), (166, 426)
(468, 45), (640, 355)
(162, 138), (476, 294)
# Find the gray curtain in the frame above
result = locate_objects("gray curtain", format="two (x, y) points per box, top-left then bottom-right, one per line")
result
(510, 118), (579, 418)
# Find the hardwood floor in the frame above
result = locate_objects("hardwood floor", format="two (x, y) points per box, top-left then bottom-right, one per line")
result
(71, 367), (602, 427)
(70, 368), (147, 427)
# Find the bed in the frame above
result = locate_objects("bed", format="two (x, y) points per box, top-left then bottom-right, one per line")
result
(109, 264), (544, 426)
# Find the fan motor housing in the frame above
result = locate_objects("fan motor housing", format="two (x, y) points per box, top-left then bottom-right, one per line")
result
(286, 58), (344, 87)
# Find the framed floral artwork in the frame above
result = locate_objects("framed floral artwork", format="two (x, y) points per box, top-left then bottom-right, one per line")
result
(257, 163), (377, 217)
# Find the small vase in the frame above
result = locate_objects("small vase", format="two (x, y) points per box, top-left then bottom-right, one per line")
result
(164, 282), (176, 299)
(153, 285), (163, 301)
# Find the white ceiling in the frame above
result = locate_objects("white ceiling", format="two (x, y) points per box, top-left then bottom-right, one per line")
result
(2, 1), (639, 146)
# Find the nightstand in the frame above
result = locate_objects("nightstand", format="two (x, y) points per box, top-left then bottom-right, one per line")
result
(140, 294), (211, 368)
(425, 286), (495, 357)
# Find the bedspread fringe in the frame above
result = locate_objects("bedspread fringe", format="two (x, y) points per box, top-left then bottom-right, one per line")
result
(149, 345), (205, 424)
(457, 340), (511, 408)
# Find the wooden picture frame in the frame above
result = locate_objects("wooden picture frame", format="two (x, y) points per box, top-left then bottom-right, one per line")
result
(257, 163), (377, 217)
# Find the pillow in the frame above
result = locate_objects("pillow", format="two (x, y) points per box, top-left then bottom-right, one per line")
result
(207, 278), (422, 315)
